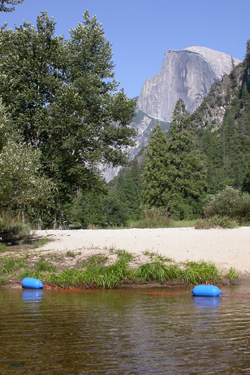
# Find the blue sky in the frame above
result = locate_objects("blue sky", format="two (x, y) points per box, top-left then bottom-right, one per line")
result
(0, 0), (249, 98)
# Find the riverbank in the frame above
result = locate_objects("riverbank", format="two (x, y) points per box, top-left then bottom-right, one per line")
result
(35, 227), (250, 275)
(1, 227), (249, 288)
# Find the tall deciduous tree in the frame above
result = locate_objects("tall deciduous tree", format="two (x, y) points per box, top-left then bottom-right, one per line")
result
(0, 11), (136, 221)
(0, 100), (54, 211)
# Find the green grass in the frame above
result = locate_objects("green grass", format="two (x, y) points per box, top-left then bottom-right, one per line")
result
(0, 212), (30, 236)
(30, 237), (49, 249)
(0, 243), (7, 252)
(0, 256), (27, 276)
(195, 216), (239, 229)
(35, 256), (57, 272)
(225, 267), (239, 282)
(65, 251), (76, 258)
(0, 249), (239, 289)
(143, 251), (173, 262)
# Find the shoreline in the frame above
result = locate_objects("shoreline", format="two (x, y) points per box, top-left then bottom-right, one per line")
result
(1, 227), (249, 289)
(35, 227), (250, 276)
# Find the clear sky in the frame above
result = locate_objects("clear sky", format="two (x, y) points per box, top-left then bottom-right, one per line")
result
(0, 0), (249, 98)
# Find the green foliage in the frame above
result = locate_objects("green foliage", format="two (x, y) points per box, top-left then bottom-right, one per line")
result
(197, 52), (250, 194)
(136, 260), (221, 285)
(35, 256), (57, 272)
(20, 270), (43, 280)
(195, 215), (238, 229)
(0, 212), (30, 237)
(49, 255), (133, 289)
(142, 101), (207, 220)
(142, 124), (169, 208)
(66, 251), (76, 258)
(0, 243), (6, 252)
(0, 256), (26, 275)
(132, 208), (172, 228)
(0, 0), (24, 12)
(30, 237), (49, 249)
(225, 267), (239, 282)
(182, 261), (221, 285)
(136, 262), (180, 282)
(0, 10), (136, 226)
(0, 140), (54, 210)
(203, 186), (250, 221)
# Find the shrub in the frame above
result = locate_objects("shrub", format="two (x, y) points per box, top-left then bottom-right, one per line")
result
(203, 187), (250, 222)
(132, 208), (172, 228)
(0, 212), (30, 238)
(195, 215), (238, 229)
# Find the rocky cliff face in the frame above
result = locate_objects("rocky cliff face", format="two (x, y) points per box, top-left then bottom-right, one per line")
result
(104, 46), (241, 182)
(137, 46), (241, 122)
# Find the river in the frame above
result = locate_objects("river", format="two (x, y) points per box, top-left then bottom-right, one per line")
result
(1, 284), (250, 374)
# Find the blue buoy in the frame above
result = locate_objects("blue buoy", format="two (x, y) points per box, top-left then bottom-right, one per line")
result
(191, 285), (222, 297)
(21, 277), (43, 289)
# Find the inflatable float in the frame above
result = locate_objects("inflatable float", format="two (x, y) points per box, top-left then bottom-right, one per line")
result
(191, 285), (222, 297)
(21, 277), (43, 289)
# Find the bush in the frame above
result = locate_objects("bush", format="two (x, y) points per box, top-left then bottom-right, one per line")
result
(132, 208), (172, 228)
(203, 187), (250, 222)
(195, 215), (238, 229)
(0, 211), (30, 240)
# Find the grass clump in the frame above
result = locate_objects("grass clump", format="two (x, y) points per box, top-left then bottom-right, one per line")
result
(30, 237), (49, 249)
(195, 215), (237, 229)
(20, 270), (44, 280)
(136, 262), (180, 282)
(225, 267), (239, 282)
(49, 260), (133, 289)
(143, 251), (173, 262)
(135, 261), (221, 285)
(182, 261), (221, 285)
(0, 279), (9, 285)
(195, 215), (238, 229)
(0, 243), (7, 252)
(131, 208), (173, 228)
(49, 251), (134, 289)
(0, 256), (27, 276)
(66, 251), (76, 258)
(35, 256), (57, 272)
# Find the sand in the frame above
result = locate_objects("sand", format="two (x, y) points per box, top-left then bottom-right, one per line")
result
(34, 227), (250, 275)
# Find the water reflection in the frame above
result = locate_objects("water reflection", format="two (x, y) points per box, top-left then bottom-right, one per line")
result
(0, 286), (250, 374)
(22, 289), (43, 304)
(192, 296), (221, 309)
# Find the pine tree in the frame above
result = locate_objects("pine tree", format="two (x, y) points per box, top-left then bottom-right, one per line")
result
(0, 0), (24, 12)
(165, 99), (207, 219)
(142, 125), (169, 208)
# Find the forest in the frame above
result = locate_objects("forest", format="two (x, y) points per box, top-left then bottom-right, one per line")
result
(0, 3), (250, 234)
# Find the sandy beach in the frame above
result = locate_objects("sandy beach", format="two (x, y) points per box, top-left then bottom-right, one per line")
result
(34, 227), (250, 275)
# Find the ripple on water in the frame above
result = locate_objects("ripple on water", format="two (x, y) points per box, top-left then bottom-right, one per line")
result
(0, 287), (250, 374)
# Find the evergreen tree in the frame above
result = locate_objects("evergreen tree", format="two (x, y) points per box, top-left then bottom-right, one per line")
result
(0, 0), (23, 12)
(164, 99), (207, 219)
(142, 125), (169, 208)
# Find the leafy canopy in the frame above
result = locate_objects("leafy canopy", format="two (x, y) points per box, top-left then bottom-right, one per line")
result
(0, 10), (136, 209)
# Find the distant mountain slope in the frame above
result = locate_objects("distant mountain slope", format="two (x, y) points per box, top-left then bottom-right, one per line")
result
(137, 46), (241, 122)
(104, 46), (241, 182)
(104, 109), (170, 182)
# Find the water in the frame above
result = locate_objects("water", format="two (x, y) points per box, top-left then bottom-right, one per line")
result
(1, 284), (250, 374)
